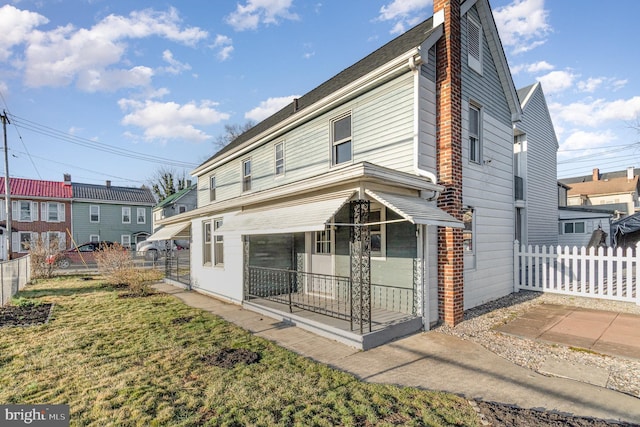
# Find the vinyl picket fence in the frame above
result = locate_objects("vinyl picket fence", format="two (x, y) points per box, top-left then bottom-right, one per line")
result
(514, 241), (639, 305)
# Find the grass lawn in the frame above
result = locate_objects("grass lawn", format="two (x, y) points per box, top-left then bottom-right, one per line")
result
(0, 276), (480, 426)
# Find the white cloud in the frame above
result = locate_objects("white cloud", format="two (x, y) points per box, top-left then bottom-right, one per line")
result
(245, 95), (299, 122)
(118, 98), (230, 142)
(550, 97), (640, 128)
(226, 0), (299, 31)
(511, 60), (554, 75)
(536, 70), (576, 94)
(161, 50), (191, 74)
(377, 0), (431, 34)
(493, 0), (551, 55)
(577, 77), (603, 93)
(0, 5), (48, 61)
(7, 6), (206, 91)
(559, 129), (616, 152)
(212, 34), (234, 61)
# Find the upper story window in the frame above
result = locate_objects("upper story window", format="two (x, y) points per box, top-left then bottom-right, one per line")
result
(44, 202), (64, 222)
(14, 201), (37, 222)
(274, 142), (285, 176)
(210, 176), (216, 202)
(122, 207), (131, 224)
(469, 104), (482, 164)
(90, 205), (100, 223)
(177, 204), (187, 214)
(331, 113), (352, 165)
(467, 16), (482, 74)
(137, 208), (146, 224)
(242, 159), (252, 192)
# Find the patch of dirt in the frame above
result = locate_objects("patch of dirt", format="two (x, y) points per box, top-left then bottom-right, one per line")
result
(201, 348), (261, 368)
(476, 401), (640, 427)
(171, 316), (193, 325)
(0, 303), (53, 327)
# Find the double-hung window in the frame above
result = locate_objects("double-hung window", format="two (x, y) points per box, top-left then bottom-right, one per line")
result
(242, 159), (252, 192)
(469, 104), (482, 164)
(90, 205), (100, 223)
(121, 234), (131, 248)
(331, 113), (352, 165)
(203, 221), (212, 265)
(274, 142), (284, 176)
(45, 202), (63, 222)
(210, 176), (216, 202)
(213, 218), (224, 266)
(137, 208), (146, 224)
(463, 206), (476, 269)
(122, 207), (131, 224)
(16, 201), (35, 222)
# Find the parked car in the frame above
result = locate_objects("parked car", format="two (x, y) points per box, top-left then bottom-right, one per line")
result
(136, 239), (189, 261)
(49, 241), (119, 269)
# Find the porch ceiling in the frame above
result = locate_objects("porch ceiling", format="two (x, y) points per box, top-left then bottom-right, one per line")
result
(216, 190), (355, 235)
(147, 222), (191, 241)
(366, 189), (464, 228)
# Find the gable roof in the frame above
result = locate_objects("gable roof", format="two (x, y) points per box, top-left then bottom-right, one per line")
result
(72, 183), (156, 205)
(561, 168), (640, 185)
(566, 175), (639, 197)
(194, 17), (439, 173)
(154, 184), (196, 209)
(0, 177), (72, 199)
(517, 83), (536, 108)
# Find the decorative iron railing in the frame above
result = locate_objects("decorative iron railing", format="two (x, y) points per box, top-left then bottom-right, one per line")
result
(246, 266), (415, 332)
(165, 250), (190, 286)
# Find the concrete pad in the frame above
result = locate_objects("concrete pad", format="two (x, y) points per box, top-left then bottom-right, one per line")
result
(548, 317), (610, 340)
(538, 331), (597, 349)
(592, 341), (640, 360)
(538, 359), (610, 387)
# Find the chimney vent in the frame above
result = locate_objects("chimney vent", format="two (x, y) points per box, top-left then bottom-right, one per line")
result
(592, 168), (599, 181)
(627, 166), (634, 181)
(293, 98), (299, 113)
(186, 179), (192, 187)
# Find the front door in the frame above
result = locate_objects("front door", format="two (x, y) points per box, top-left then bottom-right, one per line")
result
(309, 225), (334, 297)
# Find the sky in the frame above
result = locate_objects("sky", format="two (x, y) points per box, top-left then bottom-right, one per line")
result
(1, 0), (640, 190)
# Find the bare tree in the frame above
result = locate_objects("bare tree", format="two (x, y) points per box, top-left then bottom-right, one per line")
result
(213, 121), (255, 150)
(149, 167), (190, 202)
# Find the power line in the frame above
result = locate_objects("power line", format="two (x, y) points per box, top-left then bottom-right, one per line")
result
(7, 113), (199, 169)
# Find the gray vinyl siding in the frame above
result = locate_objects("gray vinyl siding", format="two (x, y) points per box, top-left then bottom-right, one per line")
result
(459, 5), (515, 309)
(196, 73), (415, 207)
(518, 85), (559, 246)
(71, 202), (152, 245)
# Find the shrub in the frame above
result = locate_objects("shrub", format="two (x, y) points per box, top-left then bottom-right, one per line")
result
(29, 235), (64, 279)
(95, 244), (162, 296)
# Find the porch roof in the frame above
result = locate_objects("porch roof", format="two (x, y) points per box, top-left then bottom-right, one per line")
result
(147, 222), (191, 241)
(366, 190), (463, 228)
(216, 190), (355, 235)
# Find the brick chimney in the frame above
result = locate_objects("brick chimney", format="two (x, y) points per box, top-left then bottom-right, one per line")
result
(592, 168), (599, 181)
(627, 166), (634, 181)
(435, 0), (464, 326)
(106, 180), (111, 188)
(63, 173), (71, 186)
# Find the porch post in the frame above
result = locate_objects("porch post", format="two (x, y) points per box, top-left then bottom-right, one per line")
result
(243, 236), (250, 300)
(350, 200), (371, 333)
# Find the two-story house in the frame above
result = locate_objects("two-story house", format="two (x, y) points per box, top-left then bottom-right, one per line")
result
(156, 0), (522, 349)
(513, 82), (559, 247)
(0, 177), (72, 260)
(70, 176), (156, 249)
(152, 183), (197, 231)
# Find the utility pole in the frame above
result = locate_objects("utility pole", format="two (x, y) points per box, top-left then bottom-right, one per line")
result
(1, 111), (11, 260)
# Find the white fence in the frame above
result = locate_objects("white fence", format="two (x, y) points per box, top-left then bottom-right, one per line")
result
(1, 255), (32, 306)
(514, 241), (639, 305)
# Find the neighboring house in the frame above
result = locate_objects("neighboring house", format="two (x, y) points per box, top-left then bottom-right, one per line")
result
(70, 176), (156, 249)
(558, 207), (613, 247)
(513, 82), (559, 247)
(560, 167), (639, 218)
(156, 0), (523, 348)
(152, 183), (197, 231)
(0, 177), (72, 260)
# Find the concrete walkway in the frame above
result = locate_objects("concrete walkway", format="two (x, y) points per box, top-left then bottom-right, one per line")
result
(154, 283), (640, 424)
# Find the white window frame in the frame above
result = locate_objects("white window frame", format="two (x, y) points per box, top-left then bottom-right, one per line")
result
(469, 104), (482, 164)
(315, 225), (332, 254)
(90, 205), (100, 223)
(242, 159), (252, 192)
(90, 234), (100, 243)
(463, 206), (476, 269)
(45, 231), (66, 251)
(121, 234), (132, 248)
(213, 218), (224, 267)
(18, 231), (34, 253)
(203, 221), (212, 266)
(16, 201), (35, 222)
(210, 175), (216, 202)
(122, 207), (131, 224)
(369, 206), (386, 259)
(467, 16), (483, 74)
(274, 142), (285, 176)
(137, 208), (146, 224)
(331, 113), (352, 166)
(44, 202), (63, 223)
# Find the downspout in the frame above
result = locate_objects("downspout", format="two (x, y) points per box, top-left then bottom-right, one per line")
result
(409, 56), (440, 202)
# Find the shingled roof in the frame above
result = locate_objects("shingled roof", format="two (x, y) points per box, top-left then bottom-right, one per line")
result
(197, 16), (437, 169)
(72, 183), (156, 205)
(566, 176), (639, 197)
(0, 177), (72, 199)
